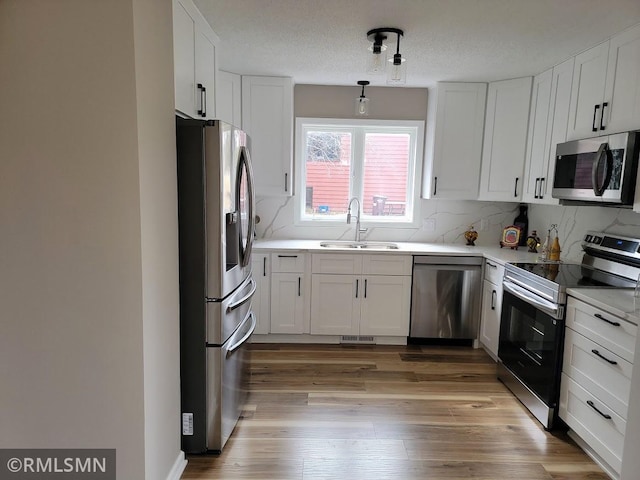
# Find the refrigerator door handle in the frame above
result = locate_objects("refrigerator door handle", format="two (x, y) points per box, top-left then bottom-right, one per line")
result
(238, 145), (256, 268)
(227, 312), (256, 356)
(226, 278), (257, 312)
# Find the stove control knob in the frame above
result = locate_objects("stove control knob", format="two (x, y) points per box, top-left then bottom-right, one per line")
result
(585, 235), (592, 242)
(594, 236), (602, 244)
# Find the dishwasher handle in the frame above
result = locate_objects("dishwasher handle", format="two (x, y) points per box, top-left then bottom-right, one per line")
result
(413, 256), (483, 267)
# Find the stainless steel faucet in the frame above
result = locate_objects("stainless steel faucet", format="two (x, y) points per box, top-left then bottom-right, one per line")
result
(347, 197), (366, 242)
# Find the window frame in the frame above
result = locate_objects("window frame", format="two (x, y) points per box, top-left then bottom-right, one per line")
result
(294, 117), (424, 227)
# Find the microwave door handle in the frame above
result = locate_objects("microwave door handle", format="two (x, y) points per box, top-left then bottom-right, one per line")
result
(503, 280), (560, 318)
(592, 142), (613, 196)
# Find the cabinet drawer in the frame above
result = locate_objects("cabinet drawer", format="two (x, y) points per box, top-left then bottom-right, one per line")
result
(484, 259), (504, 285)
(271, 252), (306, 273)
(566, 296), (637, 364)
(362, 255), (411, 276)
(311, 254), (362, 275)
(559, 373), (625, 474)
(563, 328), (632, 419)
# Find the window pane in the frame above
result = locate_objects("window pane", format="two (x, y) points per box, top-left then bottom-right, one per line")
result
(304, 131), (352, 217)
(362, 133), (410, 217)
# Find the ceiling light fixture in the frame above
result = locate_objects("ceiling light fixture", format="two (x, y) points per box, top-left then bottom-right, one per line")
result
(356, 80), (370, 116)
(366, 28), (406, 84)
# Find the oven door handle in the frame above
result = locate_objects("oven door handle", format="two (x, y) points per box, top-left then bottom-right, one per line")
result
(503, 280), (561, 318)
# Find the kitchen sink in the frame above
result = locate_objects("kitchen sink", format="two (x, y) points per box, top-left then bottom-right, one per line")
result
(319, 241), (399, 250)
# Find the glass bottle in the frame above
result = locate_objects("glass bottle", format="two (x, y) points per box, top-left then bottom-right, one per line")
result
(513, 205), (528, 246)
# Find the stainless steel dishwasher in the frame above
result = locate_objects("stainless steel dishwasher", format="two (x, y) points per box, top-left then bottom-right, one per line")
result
(410, 256), (482, 343)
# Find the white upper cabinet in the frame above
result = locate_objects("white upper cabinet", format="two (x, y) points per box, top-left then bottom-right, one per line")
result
(216, 70), (242, 127)
(478, 77), (532, 202)
(523, 58), (574, 204)
(173, 0), (218, 119)
(242, 76), (294, 196)
(523, 69), (553, 204)
(568, 23), (640, 139)
(604, 23), (640, 135)
(427, 82), (487, 200)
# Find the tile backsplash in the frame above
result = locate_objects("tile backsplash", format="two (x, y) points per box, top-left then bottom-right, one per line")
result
(256, 196), (640, 262)
(528, 204), (640, 261)
(256, 196), (520, 247)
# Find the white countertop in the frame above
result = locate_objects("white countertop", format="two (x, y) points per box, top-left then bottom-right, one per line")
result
(254, 239), (542, 265)
(567, 287), (640, 325)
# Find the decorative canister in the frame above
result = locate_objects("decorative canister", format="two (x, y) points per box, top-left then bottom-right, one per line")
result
(526, 230), (540, 253)
(464, 225), (478, 246)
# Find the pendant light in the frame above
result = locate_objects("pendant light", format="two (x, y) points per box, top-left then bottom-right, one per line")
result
(387, 31), (406, 85)
(366, 31), (388, 74)
(366, 28), (406, 84)
(355, 80), (370, 116)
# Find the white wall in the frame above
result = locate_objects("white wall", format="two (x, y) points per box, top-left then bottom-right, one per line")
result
(132, 0), (184, 478)
(529, 204), (640, 261)
(0, 1), (181, 479)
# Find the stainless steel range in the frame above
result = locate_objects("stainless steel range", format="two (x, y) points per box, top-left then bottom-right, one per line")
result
(498, 231), (640, 429)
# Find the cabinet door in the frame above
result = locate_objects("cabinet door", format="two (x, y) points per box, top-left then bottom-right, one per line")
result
(270, 272), (305, 334)
(216, 71), (242, 127)
(242, 76), (294, 196)
(251, 254), (270, 335)
(523, 69), (553, 203)
(604, 23), (640, 134)
(567, 42), (609, 140)
(480, 279), (502, 358)
(359, 276), (411, 337)
(310, 274), (359, 335)
(478, 77), (532, 201)
(428, 83), (487, 199)
(194, 28), (216, 119)
(540, 57), (574, 203)
(173, 0), (196, 117)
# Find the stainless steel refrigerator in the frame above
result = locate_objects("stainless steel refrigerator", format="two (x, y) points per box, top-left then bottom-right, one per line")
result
(176, 117), (257, 454)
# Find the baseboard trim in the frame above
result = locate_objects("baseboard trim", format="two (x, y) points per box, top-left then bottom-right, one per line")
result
(166, 451), (187, 480)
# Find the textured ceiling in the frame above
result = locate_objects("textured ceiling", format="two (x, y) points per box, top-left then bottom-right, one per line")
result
(194, 0), (640, 88)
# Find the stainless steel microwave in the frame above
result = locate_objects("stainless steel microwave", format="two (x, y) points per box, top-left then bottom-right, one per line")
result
(552, 131), (640, 205)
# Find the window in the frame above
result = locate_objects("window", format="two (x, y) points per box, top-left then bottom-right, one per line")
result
(295, 118), (424, 225)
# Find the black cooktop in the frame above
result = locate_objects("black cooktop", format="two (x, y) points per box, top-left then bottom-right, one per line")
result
(509, 262), (636, 289)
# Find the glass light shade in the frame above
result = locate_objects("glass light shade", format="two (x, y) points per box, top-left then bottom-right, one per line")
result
(386, 56), (407, 85)
(355, 96), (370, 116)
(366, 45), (387, 75)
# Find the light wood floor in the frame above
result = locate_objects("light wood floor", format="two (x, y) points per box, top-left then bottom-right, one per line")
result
(181, 344), (608, 480)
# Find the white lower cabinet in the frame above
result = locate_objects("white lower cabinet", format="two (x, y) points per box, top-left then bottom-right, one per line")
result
(269, 253), (309, 334)
(310, 274), (360, 335)
(479, 260), (504, 359)
(251, 253), (270, 335)
(560, 295), (637, 478)
(310, 254), (412, 338)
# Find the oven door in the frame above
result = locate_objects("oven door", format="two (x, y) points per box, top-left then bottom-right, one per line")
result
(498, 289), (564, 406)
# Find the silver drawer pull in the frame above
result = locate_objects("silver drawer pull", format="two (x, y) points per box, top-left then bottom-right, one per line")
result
(586, 400), (612, 420)
(594, 313), (620, 327)
(591, 349), (617, 365)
